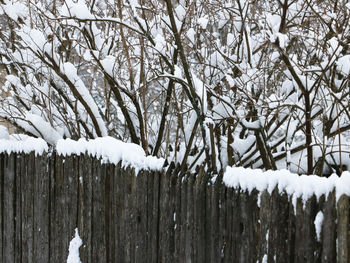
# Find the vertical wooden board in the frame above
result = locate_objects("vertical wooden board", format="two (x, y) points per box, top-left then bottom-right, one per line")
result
(0, 154), (3, 262)
(179, 174), (188, 262)
(124, 165), (136, 263)
(184, 174), (194, 262)
(134, 169), (148, 263)
(130, 167), (138, 263)
(294, 197), (304, 262)
(205, 178), (212, 263)
(78, 155), (93, 263)
(269, 190), (290, 262)
(321, 191), (336, 263)
(287, 196), (296, 263)
(52, 154), (66, 263)
(193, 173), (200, 262)
(337, 194), (349, 263)
(14, 153), (23, 263)
(114, 163), (126, 262)
(313, 195), (325, 263)
(224, 187), (241, 263)
(33, 154), (50, 262)
(218, 178), (228, 263)
(49, 153), (59, 263)
(158, 166), (173, 262)
(145, 168), (156, 262)
(66, 155), (79, 262)
(145, 169), (152, 261)
(295, 196), (318, 262)
(256, 190), (270, 262)
(238, 190), (259, 263)
(193, 170), (206, 263)
(209, 176), (222, 262)
(104, 163), (114, 262)
(230, 188), (242, 262)
(249, 190), (260, 263)
(3, 153), (16, 263)
(48, 152), (59, 263)
(151, 170), (161, 263)
(91, 158), (107, 263)
(221, 187), (233, 263)
(173, 173), (182, 262)
(53, 154), (78, 263)
(22, 153), (35, 263)
(169, 171), (178, 261)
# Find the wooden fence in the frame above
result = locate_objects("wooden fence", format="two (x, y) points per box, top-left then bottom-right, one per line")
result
(0, 152), (349, 262)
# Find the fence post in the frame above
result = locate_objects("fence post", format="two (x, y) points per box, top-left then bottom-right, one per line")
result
(337, 194), (349, 263)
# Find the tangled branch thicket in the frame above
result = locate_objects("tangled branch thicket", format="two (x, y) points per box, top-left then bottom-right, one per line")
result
(0, 0), (350, 175)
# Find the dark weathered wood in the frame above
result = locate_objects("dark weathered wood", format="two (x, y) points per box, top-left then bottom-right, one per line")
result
(337, 194), (349, 263)
(91, 158), (106, 262)
(0, 154), (3, 262)
(295, 195), (318, 263)
(15, 153), (22, 263)
(321, 191), (337, 263)
(0, 152), (349, 262)
(271, 191), (291, 262)
(193, 169), (207, 263)
(104, 163), (114, 263)
(33, 154), (50, 262)
(158, 165), (176, 263)
(257, 190), (271, 262)
(3, 153), (15, 263)
(78, 154), (93, 263)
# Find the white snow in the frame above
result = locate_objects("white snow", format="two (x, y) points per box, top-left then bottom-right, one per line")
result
(0, 137), (48, 155)
(197, 17), (209, 29)
(66, 228), (83, 263)
(60, 0), (94, 19)
(56, 137), (164, 171)
(223, 167), (350, 203)
(100, 55), (117, 76)
(314, 211), (324, 241)
(25, 112), (63, 145)
(0, 126), (10, 139)
(0, 136), (164, 171)
(186, 28), (196, 43)
(337, 55), (350, 76)
(1, 0), (27, 21)
(62, 62), (108, 137)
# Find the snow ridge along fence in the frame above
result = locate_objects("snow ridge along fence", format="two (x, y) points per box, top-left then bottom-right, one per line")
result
(1, 148), (350, 262)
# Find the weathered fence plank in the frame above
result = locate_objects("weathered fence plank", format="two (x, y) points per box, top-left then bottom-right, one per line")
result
(0, 154), (3, 262)
(3, 153), (15, 263)
(33, 154), (50, 262)
(337, 194), (349, 263)
(91, 159), (107, 263)
(1, 152), (350, 262)
(321, 191), (337, 263)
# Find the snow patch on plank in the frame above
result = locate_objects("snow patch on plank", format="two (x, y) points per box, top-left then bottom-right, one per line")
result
(66, 228), (83, 263)
(223, 167), (350, 203)
(314, 211), (324, 241)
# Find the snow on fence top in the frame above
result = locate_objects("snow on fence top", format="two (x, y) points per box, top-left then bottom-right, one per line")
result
(223, 166), (350, 204)
(56, 137), (164, 171)
(0, 136), (164, 171)
(1, 136), (350, 201)
(0, 137), (48, 155)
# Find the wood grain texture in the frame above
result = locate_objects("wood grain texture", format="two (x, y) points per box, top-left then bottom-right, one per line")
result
(0, 152), (349, 262)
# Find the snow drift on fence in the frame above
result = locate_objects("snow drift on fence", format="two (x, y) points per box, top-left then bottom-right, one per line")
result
(56, 137), (164, 171)
(223, 167), (350, 204)
(1, 135), (350, 201)
(0, 136), (164, 171)
(0, 137), (48, 155)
